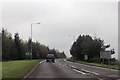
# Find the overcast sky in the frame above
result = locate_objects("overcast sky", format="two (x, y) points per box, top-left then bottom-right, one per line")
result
(1, 0), (118, 59)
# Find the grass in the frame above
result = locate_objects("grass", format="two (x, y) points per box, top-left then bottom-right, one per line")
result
(0, 62), (2, 79)
(85, 62), (120, 70)
(2, 60), (40, 78)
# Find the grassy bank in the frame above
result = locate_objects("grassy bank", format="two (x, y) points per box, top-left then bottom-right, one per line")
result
(67, 59), (120, 70)
(0, 62), (2, 79)
(2, 60), (40, 78)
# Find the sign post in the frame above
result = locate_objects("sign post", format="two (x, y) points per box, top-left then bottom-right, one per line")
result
(100, 51), (111, 59)
(100, 51), (111, 69)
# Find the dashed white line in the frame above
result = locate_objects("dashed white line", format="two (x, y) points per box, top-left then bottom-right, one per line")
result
(81, 69), (100, 76)
(64, 59), (119, 72)
(91, 72), (100, 76)
(73, 69), (86, 75)
(81, 69), (91, 73)
(71, 65), (77, 69)
(65, 66), (69, 68)
(97, 78), (104, 80)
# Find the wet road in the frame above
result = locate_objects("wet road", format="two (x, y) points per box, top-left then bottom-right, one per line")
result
(25, 59), (98, 80)
(59, 59), (120, 80)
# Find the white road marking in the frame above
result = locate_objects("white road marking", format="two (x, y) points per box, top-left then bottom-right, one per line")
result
(64, 60), (101, 77)
(62, 64), (65, 67)
(65, 66), (69, 68)
(67, 65), (77, 69)
(91, 72), (100, 76)
(40, 60), (44, 64)
(81, 69), (100, 76)
(97, 78), (104, 80)
(71, 65), (77, 69)
(81, 69), (91, 73)
(64, 59), (119, 72)
(73, 69), (86, 75)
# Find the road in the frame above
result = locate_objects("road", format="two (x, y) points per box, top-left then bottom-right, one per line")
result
(24, 59), (119, 80)
(24, 59), (98, 80)
(59, 59), (120, 80)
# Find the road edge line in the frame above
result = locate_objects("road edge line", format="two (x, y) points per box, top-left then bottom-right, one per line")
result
(23, 60), (44, 78)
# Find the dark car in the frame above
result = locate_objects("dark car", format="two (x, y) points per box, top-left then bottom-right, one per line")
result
(46, 54), (55, 63)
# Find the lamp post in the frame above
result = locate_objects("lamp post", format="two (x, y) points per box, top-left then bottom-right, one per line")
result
(31, 22), (40, 59)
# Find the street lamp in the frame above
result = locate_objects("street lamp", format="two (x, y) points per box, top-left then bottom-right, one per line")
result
(31, 22), (40, 59)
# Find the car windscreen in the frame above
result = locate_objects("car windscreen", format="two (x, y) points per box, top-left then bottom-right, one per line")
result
(47, 54), (54, 58)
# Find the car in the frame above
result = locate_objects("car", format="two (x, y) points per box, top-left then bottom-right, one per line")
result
(46, 54), (55, 63)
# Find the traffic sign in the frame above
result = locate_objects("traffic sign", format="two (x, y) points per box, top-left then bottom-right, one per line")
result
(84, 55), (88, 60)
(100, 51), (111, 59)
(25, 52), (32, 56)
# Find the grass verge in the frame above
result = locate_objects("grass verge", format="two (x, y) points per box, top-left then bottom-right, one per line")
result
(0, 62), (2, 79)
(2, 60), (40, 78)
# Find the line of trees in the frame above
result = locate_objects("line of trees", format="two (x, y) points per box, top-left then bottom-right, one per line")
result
(70, 35), (115, 63)
(2, 28), (66, 61)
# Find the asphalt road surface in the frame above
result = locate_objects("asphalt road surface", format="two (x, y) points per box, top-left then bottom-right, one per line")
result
(59, 59), (120, 80)
(25, 59), (98, 80)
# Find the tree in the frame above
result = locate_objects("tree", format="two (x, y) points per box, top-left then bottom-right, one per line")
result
(2, 28), (15, 60)
(57, 51), (66, 58)
(14, 32), (23, 60)
(2, 28), (66, 61)
(70, 34), (106, 62)
(20, 40), (28, 59)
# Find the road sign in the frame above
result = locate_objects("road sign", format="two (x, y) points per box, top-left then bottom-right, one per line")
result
(25, 52), (29, 56)
(100, 51), (111, 59)
(25, 52), (32, 56)
(84, 55), (88, 60)
(29, 52), (32, 55)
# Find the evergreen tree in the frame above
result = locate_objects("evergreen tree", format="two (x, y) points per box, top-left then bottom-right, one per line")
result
(14, 32), (23, 60)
